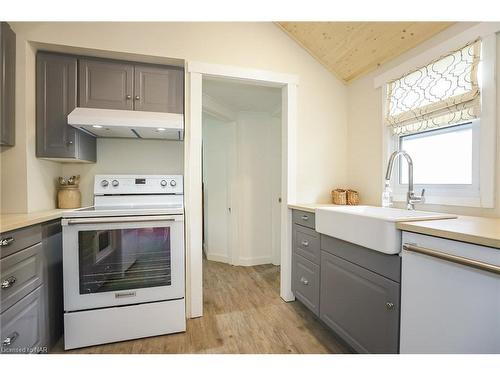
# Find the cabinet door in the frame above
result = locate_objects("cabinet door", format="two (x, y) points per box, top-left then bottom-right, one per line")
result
(1, 286), (46, 354)
(292, 254), (320, 316)
(0, 22), (16, 146)
(36, 53), (78, 158)
(320, 250), (400, 353)
(79, 58), (134, 110)
(134, 65), (184, 113)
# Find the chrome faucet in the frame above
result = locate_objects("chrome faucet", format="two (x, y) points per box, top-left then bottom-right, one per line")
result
(385, 150), (425, 210)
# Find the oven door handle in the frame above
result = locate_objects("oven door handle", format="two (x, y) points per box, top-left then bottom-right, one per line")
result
(63, 215), (182, 226)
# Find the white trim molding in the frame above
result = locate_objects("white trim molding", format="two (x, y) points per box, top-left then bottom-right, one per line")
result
(188, 61), (299, 86)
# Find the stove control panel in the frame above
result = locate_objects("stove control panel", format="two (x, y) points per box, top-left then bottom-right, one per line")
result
(95, 175), (183, 195)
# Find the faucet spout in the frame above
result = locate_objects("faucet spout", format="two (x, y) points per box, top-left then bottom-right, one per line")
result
(385, 150), (424, 210)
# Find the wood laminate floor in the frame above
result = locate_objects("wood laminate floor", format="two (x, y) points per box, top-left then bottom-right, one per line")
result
(53, 259), (350, 354)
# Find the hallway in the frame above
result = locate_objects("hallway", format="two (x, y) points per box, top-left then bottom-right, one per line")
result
(55, 260), (350, 354)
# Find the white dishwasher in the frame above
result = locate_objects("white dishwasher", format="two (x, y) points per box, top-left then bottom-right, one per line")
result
(400, 231), (500, 354)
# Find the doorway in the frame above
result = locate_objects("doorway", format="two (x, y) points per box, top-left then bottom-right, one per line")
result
(201, 77), (282, 267)
(185, 62), (298, 318)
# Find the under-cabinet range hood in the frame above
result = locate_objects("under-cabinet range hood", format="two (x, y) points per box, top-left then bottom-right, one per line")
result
(67, 108), (184, 140)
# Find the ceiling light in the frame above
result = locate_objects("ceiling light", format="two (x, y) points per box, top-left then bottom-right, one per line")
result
(92, 125), (103, 129)
(157, 128), (166, 131)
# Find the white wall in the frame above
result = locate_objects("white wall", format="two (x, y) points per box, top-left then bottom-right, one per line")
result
(1, 22), (348, 214)
(346, 23), (500, 218)
(62, 138), (184, 207)
(202, 111), (281, 266)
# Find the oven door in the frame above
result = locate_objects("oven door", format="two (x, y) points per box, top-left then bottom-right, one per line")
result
(62, 215), (184, 311)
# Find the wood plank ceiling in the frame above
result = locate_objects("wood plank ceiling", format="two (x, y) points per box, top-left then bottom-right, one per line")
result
(277, 22), (454, 83)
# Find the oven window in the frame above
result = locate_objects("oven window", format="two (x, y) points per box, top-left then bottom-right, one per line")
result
(78, 227), (171, 294)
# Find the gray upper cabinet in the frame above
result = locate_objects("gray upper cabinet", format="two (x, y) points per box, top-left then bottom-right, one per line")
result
(36, 52), (96, 162)
(320, 250), (400, 354)
(134, 64), (184, 113)
(0, 22), (16, 147)
(79, 58), (134, 110)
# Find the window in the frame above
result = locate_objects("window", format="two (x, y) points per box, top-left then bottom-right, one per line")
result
(383, 36), (496, 208)
(399, 123), (475, 185)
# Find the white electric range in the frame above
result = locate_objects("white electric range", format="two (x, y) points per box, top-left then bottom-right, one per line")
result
(61, 175), (186, 350)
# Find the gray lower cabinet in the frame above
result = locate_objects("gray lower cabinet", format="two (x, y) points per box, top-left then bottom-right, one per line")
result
(0, 22), (16, 147)
(134, 64), (184, 113)
(36, 52), (96, 162)
(79, 58), (134, 110)
(290, 209), (401, 354)
(1, 286), (45, 354)
(0, 220), (63, 353)
(292, 254), (320, 315)
(320, 250), (400, 354)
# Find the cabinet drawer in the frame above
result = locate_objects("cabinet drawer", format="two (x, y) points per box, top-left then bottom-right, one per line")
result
(292, 210), (315, 229)
(1, 286), (45, 354)
(1, 243), (44, 313)
(292, 254), (320, 316)
(320, 250), (400, 354)
(293, 224), (320, 264)
(0, 224), (42, 259)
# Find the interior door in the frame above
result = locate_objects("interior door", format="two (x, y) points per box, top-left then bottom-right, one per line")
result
(202, 118), (236, 264)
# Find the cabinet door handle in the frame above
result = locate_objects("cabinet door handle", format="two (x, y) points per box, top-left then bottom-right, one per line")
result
(2, 332), (19, 347)
(135, 95), (140, 100)
(67, 140), (73, 146)
(126, 94), (132, 99)
(301, 240), (309, 247)
(300, 277), (309, 285)
(0, 237), (14, 246)
(385, 302), (395, 310)
(301, 215), (309, 221)
(1, 276), (16, 289)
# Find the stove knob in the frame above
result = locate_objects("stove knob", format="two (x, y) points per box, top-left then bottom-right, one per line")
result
(160, 180), (167, 187)
(112, 180), (119, 187)
(101, 180), (109, 187)
(170, 180), (177, 187)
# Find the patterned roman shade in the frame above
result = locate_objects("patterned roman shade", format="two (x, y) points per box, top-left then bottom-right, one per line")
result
(385, 40), (481, 135)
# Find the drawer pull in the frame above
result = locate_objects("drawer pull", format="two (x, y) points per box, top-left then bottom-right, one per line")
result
(385, 302), (395, 310)
(301, 215), (309, 221)
(0, 237), (14, 246)
(301, 240), (309, 247)
(2, 332), (19, 347)
(300, 277), (309, 285)
(1, 276), (16, 289)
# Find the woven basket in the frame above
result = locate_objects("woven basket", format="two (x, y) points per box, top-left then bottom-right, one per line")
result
(331, 189), (347, 205)
(346, 190), (360, 205)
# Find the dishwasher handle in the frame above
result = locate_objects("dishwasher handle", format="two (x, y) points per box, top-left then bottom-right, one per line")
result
(403, 244), (500, 276)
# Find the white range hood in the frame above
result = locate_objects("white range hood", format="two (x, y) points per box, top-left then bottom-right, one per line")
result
(67, 108), (184, 140)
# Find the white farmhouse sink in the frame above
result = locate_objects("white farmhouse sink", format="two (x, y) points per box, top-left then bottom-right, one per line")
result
(315, 205), (457, 255)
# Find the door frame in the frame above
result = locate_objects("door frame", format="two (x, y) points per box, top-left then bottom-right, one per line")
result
(185, 61), (298, 318)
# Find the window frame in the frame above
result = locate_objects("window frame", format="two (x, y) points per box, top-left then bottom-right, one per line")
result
(381, 33), (496, 208)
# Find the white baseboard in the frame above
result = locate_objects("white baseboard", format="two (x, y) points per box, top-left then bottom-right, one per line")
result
(237, 256), (273, 266)
(206, 254), (275, 267)
(205, 253), (231, 263)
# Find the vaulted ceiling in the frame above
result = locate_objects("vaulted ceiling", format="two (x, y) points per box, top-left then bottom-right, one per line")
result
(277, 22), (454, 83)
